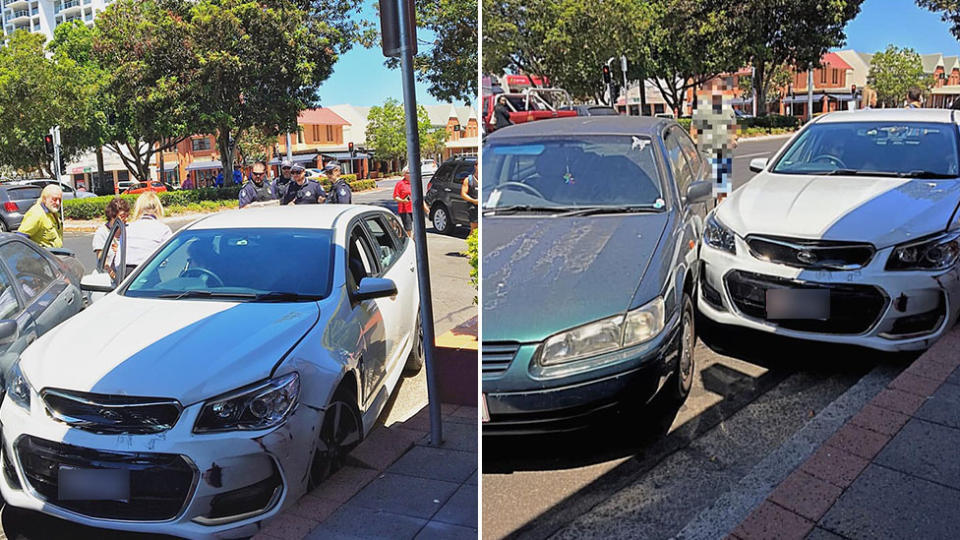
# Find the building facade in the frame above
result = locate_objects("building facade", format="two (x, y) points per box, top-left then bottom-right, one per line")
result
(2, 0), (113, 38)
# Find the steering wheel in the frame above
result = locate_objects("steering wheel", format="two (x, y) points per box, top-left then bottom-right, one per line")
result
(496, 182), (545, 199)
(180, 268), (224, 287)
(811, 154), (847, 169)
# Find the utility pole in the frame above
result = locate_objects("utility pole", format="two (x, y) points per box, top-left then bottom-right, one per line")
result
(620, 55), (629, 113)
(51, 126), (64, 222)
(380, 0), (443, 447)
(751, 65), (758, 117)
(285, 132), (293, 162)
(807, 64), (814, 122)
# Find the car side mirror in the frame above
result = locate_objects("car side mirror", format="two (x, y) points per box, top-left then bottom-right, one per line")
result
(355, 277), (398, 301)
(749, 158), (769, 173)
(0, 320), (17, 346)
(685, 180), (714, 204)
(81, 272), (115, 293)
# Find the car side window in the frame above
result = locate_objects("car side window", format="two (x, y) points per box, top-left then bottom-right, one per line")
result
(674, 127), (704, 181)
(663, 129), (694, 196)
(0, 265), (21, 320)
(435, 162), (456, 183)
(363, 215), (399, 272)
(384, 213), (407, 250)
(347, 226), (378, 292)
(454, 164), (472, 182)
(0, 242), (56, 302)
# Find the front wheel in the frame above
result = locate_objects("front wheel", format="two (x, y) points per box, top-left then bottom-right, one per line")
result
(404, 310), (424, 375)
(669, 293), (696, 402)
(309, 387), (363, 487)
(432, 204), (453, 235)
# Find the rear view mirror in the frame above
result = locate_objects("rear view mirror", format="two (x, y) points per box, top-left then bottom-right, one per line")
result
(355, 277), (398, 301)
(685, 181), (714, 204)
(749, 158), (769, 173)
(0, 320), (17, 346)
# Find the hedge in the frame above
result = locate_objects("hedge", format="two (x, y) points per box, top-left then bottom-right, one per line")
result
(738, 114), (800, 129)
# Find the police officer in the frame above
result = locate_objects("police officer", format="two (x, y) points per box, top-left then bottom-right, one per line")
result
(273, 160), (294, 201)
(324, 161), (352, 204)
(281, 164), (326, 205)
(239, 160), (274, 208)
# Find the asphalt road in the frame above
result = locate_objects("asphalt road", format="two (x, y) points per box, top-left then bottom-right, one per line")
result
(480, 135), (915, 540)
(0, 179), (476, 539)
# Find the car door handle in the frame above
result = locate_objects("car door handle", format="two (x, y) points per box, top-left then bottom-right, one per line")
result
(65, 293), (75, 305)
(444, 188), (452, 192)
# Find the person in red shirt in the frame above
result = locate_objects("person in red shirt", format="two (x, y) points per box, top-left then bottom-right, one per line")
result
(393, 167), (414, 237)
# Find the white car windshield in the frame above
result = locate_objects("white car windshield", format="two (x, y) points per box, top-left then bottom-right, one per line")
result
(123, 228), (334, 300)
(482, 136), (664, 210)
(772, 121), (960, 177)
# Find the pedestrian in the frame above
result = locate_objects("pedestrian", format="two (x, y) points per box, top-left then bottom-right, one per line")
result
(494, 96), (513, 131)
(692, 88), (737, 201)
(324, 161), (352, 204)
(126, 192), (172, 269)
(280, 164), (326, 205)
(233, 169), (242, 186)
(92, 197), (130, 260)
(906, 87), (924, 108)
(460, 162), (478, 231)
(393, 167), (415, 237)
(273, 160), (294, 201)
(17, 184), (63, 248)
(239, 160), (275, 208)
(860, 86), (878, 109)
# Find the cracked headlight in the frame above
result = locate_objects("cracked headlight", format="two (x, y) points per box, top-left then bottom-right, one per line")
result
(194, 372), (300, 433)
(704, 213), (737, 254)
(887, 231), (960, 271)
(540, 297), (667, 366)
(6, 362), (31, 411)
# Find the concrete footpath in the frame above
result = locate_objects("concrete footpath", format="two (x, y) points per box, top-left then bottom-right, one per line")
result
(730, 327), (960, 540)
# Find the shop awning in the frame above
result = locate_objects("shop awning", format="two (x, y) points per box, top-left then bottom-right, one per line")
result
(185, 160), (222, 171)
(321, 152), (371, 160)
(268, 153), (318, 165)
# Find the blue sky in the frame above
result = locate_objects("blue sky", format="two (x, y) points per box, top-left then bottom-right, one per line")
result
(839, 0), (960, 54)
(317, 3), (448, 108)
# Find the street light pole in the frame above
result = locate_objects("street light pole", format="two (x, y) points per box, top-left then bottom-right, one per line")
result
(807, 64), (814, 121)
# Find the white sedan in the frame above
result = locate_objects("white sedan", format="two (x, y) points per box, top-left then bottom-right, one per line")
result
(0, 205), (422, 539)
(699, 109), (960, 352)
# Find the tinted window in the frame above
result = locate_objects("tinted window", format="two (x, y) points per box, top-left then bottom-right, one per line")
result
(435, 162), (457, 183)
(0, 242), (56, 301)
(674, 127), (703, 180)
(5, 187), (42, 203)
(663, 130), (694, 193)
(484, 137), (664, 208)
(347, 226), (377, 291)
(772, 121), (960, 176)
(364, 215), (399, 270)
(385, 213), (407, 248)
(0, 265), (21, 319)
(124, 228), (334, 299)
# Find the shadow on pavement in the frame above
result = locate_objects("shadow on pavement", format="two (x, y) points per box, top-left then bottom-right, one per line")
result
(0, 505), (175, 540)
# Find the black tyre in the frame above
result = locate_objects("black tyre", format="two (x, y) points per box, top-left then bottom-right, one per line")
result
(309, 386), (363, 487)
(404, 310), (424, 375)
(669, 293), (696, 402)
(0, 220), (8, 233)
(431, 204), (453, 235)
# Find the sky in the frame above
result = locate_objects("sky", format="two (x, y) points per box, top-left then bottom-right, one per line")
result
(316, 3), (446, 108)
(838, 0), (960, 54)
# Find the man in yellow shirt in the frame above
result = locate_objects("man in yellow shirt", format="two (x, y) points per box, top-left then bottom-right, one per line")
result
(17, 185), (63, 248)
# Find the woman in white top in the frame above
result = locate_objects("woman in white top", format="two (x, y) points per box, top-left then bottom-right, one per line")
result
(125, 191), (172, 268)
(92, 197), (130, 260)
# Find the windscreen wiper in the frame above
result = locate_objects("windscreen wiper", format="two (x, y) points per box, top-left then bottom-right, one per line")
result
(158, 290), (258, 300)
(555, 205), (664, 217)
(898, 170), (958, 179)
(482, 205), (572, 215)
(820, 169), (903, 177)
(252, 291), (325, 302)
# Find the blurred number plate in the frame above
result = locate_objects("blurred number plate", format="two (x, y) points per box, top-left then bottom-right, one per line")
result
(765, 288), (830, 320)
(58, 467), (130, 501)
(482, 394), (489, 423)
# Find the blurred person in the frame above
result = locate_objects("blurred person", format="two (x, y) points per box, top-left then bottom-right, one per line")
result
(494, 96), (512, 130)
(280, 164), (326, 205)
(460, 162), (478, 231)
(861, 86), (878, 109)
(692, 86), (737, 201)
(17, 184), (63, 248)
(92, 197), (130, 260)
(393, 167), (414, 237)
(126, 192), (172, 269)
(906, 87), (924, 108)
(239, 160), (274, 208)
(273, 160), (294, 200)
(324, 161), (352, 204)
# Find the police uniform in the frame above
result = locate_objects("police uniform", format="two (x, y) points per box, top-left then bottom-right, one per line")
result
(238, 180), (275, 208)
(328, 178), (352, 204)
(282, 179), (326, 205)
(272, 177), (293, 200)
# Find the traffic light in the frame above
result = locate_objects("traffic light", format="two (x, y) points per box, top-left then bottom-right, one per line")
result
(602, 64), (612, 84)
(59, 153), (66, 175)
(43, 134), (54, 155)
(348, 142), (355, 157)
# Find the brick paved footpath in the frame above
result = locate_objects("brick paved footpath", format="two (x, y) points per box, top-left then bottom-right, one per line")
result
(731, 327), (960, 540)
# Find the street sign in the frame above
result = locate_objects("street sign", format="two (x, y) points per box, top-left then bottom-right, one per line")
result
(379, 0), (417, 57)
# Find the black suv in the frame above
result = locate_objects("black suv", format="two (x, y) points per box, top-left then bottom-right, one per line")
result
(424, 156), (477, 235)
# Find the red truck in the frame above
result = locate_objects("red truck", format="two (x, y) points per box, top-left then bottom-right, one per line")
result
(482, 87), (578, 133)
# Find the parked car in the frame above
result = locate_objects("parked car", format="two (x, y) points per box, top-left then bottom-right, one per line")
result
(424, 156), (478, 234)
(0, 185), (43, 232)
(122, 180), (168, 194)
(569, 104), (619, 116)
(421, 159), (438, 176)
(0, 234), (83, 382)
(0, 205), (422, 538)
(699, 109), (960, 352)
(481, 116), (715, 433)
(305, 168), (325, 179)
(19, 180), (97, 200)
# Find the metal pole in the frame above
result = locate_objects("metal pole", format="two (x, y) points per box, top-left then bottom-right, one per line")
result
(751, 66), (758, 116)
(639, 71), (647, 116)
(285, 132), (293, 161)
(620, 55), (629, 114)
(396, 0), (442, 446)
(807, 65), (814, 121)
(51, 126), (64, 223)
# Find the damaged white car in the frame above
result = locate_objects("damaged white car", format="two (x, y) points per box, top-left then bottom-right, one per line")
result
(0, 205), (422, 539)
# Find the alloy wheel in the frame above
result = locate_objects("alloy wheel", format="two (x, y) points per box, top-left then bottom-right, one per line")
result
(311, 397), (362, 485)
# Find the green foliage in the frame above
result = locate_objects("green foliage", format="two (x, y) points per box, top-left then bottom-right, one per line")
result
(676, 118), (693, 131)
(466, 228), (477, 303)
(739, 65), (793, 105)
(421, 128), (449, 161)
(738, 114), (800, 129)
(917, 1), (960, 39)
(365, 99), (432, 164)
(869, 45), (933, 107)
(62, 187), (242, 219)
(236, 127), (277, 165)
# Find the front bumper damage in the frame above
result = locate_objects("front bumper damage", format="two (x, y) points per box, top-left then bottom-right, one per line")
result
(0, 394), (323, 540)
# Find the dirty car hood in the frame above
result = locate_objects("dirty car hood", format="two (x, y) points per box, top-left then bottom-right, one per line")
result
(20, 294), (319, 405)
(482, 214), (667, 343)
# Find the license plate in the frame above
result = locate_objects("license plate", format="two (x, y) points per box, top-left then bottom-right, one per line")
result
(481, 394), (490, 423)
(766, 288), (830, 320)
(58, 467), (130, 501)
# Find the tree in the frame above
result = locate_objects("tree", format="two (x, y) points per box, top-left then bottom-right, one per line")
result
(236, 127), (277, 165)
(917, 0), (960, 38)
(739, 64), (793, 108)
(869, 45), (932, 107)
(420, 126), (448, 162)
(365, 98), (431, 166)
(187, 0), (349, 188)
(93, 0), (200, 182)
(734, 0), (864, 116)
